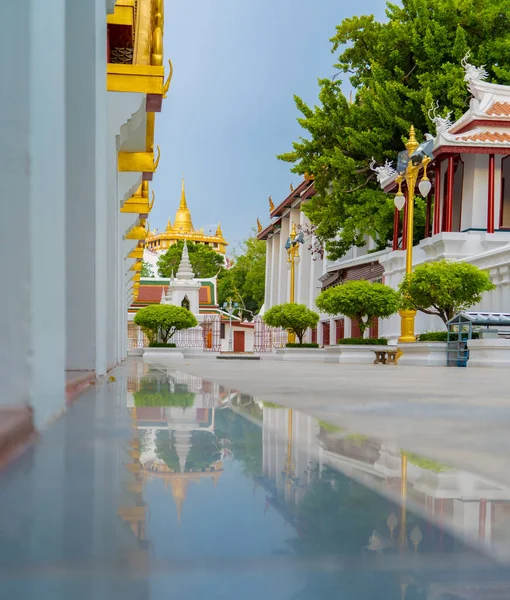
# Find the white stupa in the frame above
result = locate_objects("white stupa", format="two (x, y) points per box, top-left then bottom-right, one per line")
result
(161, 242), (202, 321)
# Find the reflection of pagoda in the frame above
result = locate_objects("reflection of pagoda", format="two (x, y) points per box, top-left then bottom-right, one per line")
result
(131, 392), (223, 523)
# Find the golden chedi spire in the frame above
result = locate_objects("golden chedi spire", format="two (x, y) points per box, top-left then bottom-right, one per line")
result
(215, 222), (223, 237)
(173, 179), (194, 232)
(166, 217), (172, 231)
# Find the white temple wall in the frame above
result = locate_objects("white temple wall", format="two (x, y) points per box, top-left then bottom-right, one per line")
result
(264, 236), (273, 309)
(278, 218), (290, 305)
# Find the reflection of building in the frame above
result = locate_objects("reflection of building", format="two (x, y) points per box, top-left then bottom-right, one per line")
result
(129, 376), (224, 523)
(259, 406), (510, 561)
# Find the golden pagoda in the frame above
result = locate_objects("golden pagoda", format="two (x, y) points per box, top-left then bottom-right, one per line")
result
(145, 179), (227, 255)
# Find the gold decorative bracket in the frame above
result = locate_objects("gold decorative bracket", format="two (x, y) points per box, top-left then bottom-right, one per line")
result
(163, 60), (173, 98)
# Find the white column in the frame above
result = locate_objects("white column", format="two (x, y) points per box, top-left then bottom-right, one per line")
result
(0, 0), (67, 428)
(264, 236), (273, 309)
(279, 217), (290, 304)
(272, 231), (281, 308)
(297, 212), (311, 306)
(65, 0), (108, 374)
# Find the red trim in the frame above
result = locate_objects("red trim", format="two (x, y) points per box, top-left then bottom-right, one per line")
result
(500, 156), (510, 229)
(270, 179), (312, 218)
(454, 119), (510, 135)
(435, 146), (510, 157)
(488, 154), (495, 233)
(445, 156), (454, 232)
(402, 191), (408, 250)
(433, 161), (441, 235)
(479, 499), (487, 541)
(425, 194), (432, 238)
(392, 207), (399, 250)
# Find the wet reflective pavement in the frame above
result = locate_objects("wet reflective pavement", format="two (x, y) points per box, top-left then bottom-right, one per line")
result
(2, 360), (510, 599)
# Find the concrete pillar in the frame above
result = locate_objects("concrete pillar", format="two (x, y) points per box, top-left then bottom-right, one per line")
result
(264, 236), (273, 309)
(272, 231), (281, 308)
(279, 217), (290, 304)
(0, 0), (67, 427)
(65, 0), (108, 374)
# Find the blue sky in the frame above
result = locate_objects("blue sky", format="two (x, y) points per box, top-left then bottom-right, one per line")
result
(154, 0), (387, 254)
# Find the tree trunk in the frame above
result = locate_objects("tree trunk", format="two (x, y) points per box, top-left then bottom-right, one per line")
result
(357, 318), (369, 337)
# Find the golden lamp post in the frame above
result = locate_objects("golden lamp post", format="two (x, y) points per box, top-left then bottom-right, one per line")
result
(394, 125), (434, 343)
(285, 223), (305, 343)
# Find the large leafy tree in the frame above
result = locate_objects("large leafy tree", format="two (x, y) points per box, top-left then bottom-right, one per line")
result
(157, 240), (224, 278)
(263, 303), (319, 344)
(279, 0), (510, 260)
(134, 304), (198, 344)
(399, 260), (495, 325)
(316, 280), (400, 337)
(217, 234), (266, 318)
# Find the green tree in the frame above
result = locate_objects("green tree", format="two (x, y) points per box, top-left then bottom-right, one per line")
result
(316, 280), (400, 337)
(141, 261), (154, 277)
(279, 0), (510, 259)
(134, 304), (197, 344)
(263, 303), (319, 344)
(134, 376), (195, 407)
(157, 240), (224, 278)
(217, 235), (266, 318)
(399, 260), (495, 326)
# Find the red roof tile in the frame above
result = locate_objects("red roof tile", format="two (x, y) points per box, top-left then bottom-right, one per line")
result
(460, 131), (510, 143)
(137, 285), (165, 303)
(487, 102), (510, 116)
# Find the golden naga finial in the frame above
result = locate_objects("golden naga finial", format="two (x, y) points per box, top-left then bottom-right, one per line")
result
(290, 183), (294, 192)
(151, 0), (164, 66)
(257, 218), (263, 233)
(163, 59), (173, 98)
(148, 190), (155, 211)
(269, 195), (275, 211)
(153, 145), (161, 172)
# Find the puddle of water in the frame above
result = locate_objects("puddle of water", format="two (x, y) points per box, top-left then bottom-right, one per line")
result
(1, 361), (510, 599)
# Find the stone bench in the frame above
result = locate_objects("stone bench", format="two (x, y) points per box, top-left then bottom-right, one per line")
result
(373, 349), (399, 365)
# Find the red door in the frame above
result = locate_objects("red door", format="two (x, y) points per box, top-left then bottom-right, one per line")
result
(351, 319), (361, 339)
(322, 321), (330, 346)
(311, 328), (317, 344)
(335, 319), (344, 343)
(369, 318), (379, 339)
(234, 331), (245, 352)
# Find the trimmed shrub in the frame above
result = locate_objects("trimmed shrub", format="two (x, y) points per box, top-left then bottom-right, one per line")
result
(148, 342), (177, 348)
(417, 331), (479, 342)
(285, 342), (320, 348)
(336, 337), (388, 346)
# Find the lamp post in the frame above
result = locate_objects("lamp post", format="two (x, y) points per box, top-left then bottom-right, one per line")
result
(222, 298), (239, 352)
(394, 125), (433, 343)
(285, 223), (305, 343)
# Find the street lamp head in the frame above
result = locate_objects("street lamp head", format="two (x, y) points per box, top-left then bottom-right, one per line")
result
(410, 139), (434, 166)
(285, 237), (291, 250)
(394, 193), (406, 211)
(418, 179), (432, 197)
(295, 231), (305, 244)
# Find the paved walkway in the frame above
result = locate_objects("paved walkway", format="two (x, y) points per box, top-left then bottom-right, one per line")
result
(152, 356), (510, 487)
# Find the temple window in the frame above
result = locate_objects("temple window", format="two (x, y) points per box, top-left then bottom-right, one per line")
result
(501, 156), (510, 229)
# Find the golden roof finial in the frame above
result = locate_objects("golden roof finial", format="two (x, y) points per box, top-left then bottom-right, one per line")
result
(180, 178), (187, 209)
(166, 217), (172, 231)
(290, 183), (294, 192)
(215, 222), (223, 237)
(174, 179), (194, 233)
(269, 195), (275, 212)
(406, 124), (419, 156)
(257, 218), (263, 233)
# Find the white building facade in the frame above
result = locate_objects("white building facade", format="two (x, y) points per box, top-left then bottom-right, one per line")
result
(0, 0), (170, 428)
(259, 58), (510, 346)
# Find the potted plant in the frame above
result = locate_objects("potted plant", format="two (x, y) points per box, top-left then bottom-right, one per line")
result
(399, 260), (495, 366)
(263, 303), (322, 360)
(134, 304), (198, 359)
(315, 280), (399, 364)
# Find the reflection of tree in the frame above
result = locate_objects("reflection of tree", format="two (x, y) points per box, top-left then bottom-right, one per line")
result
(214, 409), (262, 476)
(134, 376), (195, 408)
(155, 430), (221, 471)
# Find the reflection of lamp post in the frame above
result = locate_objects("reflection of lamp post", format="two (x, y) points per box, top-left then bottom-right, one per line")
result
(394, 126), (433, 343)
(222, 298), (239, 352)
(282, 409), (296, 497)
(285, 223), (305, 344)
(398, 451), (408, 552)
